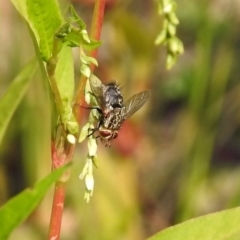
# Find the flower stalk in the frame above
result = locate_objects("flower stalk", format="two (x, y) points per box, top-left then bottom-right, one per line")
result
(48, 1), (106, 239)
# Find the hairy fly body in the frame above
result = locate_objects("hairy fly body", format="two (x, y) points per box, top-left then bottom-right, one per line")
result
(90, 80), (124, 116)
(88, 78), (149, 146)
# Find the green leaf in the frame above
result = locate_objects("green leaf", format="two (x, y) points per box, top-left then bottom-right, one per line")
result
(0, 59), (37, 145)
(55, 44), (74, 105)
(26, 0), (63, 61)
(55, 44), (78, 133)
(54, 44), (79, 135)
(148, 207), (240, 240)
(10, 0), (28, 21)
(61, 31), (102, 50)
(81, 38), (103, 51)
(0, 164), (69, 239)
(62, 30), (82, 47)
(70, 5), (86, 29)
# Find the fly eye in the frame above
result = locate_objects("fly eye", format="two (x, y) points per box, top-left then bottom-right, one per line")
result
(100, 130), (112, 138)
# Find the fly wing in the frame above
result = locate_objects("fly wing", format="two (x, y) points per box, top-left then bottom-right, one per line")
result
(124, 91), (149, 118)
(89, 76), (104, 107)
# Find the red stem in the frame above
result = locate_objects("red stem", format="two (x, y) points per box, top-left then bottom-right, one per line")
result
(48, 182), (66, 240)
(90, 0), (106, 65)
(48, 1), (106, 239)
(74, 0), (106, 123)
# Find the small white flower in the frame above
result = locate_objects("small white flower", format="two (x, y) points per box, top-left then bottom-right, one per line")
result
(88, 137), (98, 156)
(79, 123), (91, 143)
(85, 173), (94, 191)
(67, 134), (76, 144)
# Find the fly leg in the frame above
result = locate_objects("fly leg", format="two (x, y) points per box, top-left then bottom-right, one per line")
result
(74, 104), (103, 114)
(87, 118), (102, 139)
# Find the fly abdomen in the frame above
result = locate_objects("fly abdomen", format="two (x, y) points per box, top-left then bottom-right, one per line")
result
(103, 108), (126, 130)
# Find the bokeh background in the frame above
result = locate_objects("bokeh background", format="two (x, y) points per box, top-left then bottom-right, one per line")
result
(1, 0), (240, 239)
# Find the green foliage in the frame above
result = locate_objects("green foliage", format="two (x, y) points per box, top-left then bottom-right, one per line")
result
(26, 0), (63, 61)
(55, 5), (102, 50)
(10, 0), (102, 138)
(0, 59), (37, 145)
(55, 44), (74, 105)
(0, 165), (69, 239)
(148, 207), (240, 240)
(54, 44), (79, 135)
(10, 0), (102, 205)
(5, 0), (240, 239)
(9, 0), (28, 22)
(155, 0), (184, 69)
(11, 0), (63, 61)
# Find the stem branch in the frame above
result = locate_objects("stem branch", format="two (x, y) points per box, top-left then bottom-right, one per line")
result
(46, 38), (64, 116)
(74, 0), (106, 123)
(48, 1), (106, 239)
(90, 0), (106, 66)
(48, 182), (66, 240)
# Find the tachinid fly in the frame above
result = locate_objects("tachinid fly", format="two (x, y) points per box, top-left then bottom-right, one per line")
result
(88, 78), (149, 146)
(89, 80), (124, 115)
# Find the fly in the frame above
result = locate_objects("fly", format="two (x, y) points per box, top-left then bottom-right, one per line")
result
(89, 79), (124, 115)
(88, 78), (149, 146)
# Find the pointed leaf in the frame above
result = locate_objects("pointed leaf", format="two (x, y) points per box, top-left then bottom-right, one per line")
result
(82, 38), (103, 51)
(55, 44), (74, 105)
(70, 5), (86, 29)
(26, 0), (63, 61)
(0, 164), (69, 239)
(10, 0), (28, 21)
(148, 207), (240, 240)
(55, 44), (77, 130)
(0, 59), (37, 145)
(62, 30), (82, 47)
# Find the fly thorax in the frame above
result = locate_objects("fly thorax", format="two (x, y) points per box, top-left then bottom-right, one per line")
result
(103, 83), (124, 109)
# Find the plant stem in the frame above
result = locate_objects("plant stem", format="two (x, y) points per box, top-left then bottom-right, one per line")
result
(90, 0), (106, 66)
(48, 1), (106, 239)
(48, 182), (66, 240)
(46, 38), (64, 116)
(74, 0), (106, 123)
(48, 139), (75, 240)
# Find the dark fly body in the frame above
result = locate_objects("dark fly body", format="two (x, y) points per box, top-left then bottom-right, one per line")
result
(88, 79), (149, 146)
(90, 80), (124, 116)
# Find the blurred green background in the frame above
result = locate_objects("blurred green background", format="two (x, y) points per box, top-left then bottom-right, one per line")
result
(1, 0), (240, 239)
